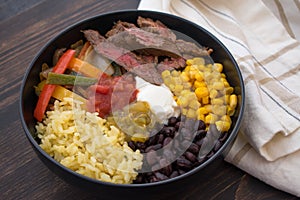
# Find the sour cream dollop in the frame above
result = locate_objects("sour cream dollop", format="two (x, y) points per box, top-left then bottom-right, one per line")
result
(135, 77), (180, 124)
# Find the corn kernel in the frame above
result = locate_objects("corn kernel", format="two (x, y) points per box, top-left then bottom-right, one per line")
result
(195, 72), (204, 81)
(225, 87), (234, 95)
(214, 63), (223, 72)
(186, 59), (193, 65)
(209, 89), (218, 99)
(227, 106), (235, 116)
(223, 80), (230, 87)
(198, 107), (208, 115)
(180, 72), (189, 81)
(195, 87), (209, 99)
(215, 120), (231, 132)
(225, 94), (230, 104)
(197, 64), (206, 71)
(211, 98), (224, 105)
(173, 77), (183, 85)
(169, 84), (175, 91)
(183, 82), (192, 89)
(194, 80), (206, 88)
(186, 109), (197, 118)
(197, 114), (205, 121)
(212, 81), (225, 90)
(212, 105), (227, 116)
(171, 70), (180, 77)
(202, 96), (210, 104)
(182, 108), (188, 115)
(204, 71), (213, 80)
(205, 113), (218, 124)
(189, 100), (201, 110)
(161, 70), (171, 78)
(221, 115), (232, 124)
(204, 104), (212, 112)
(179, 96), (189, 107)
(174, 84), (184, 94)
(229, 94), (237, 109)
(193, 57), (205, 65)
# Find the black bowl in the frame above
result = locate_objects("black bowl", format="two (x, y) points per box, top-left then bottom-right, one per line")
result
(20, 10), (245, 200)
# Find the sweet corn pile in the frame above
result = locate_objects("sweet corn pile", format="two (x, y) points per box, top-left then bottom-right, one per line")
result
(162, 57), (237, 132)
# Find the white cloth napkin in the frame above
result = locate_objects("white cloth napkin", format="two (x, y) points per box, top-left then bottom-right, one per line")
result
(138, 0), (300, 197)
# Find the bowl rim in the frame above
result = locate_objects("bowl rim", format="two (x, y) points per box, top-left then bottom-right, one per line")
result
(19, 9), (245, 188)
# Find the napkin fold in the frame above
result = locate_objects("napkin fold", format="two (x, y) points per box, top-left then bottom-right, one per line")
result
(139, 0), (300, 197)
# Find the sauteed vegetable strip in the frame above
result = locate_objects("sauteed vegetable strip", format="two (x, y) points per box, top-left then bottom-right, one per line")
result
(68, 57), (106, 78)
(46, 72), (98, 86)
(34, 49), (76, 121)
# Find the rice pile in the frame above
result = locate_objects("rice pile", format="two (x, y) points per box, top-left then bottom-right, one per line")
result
(36, 97), (143, 184)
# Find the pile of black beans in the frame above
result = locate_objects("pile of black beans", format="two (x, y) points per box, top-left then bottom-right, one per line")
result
(128, 115), (229, 183)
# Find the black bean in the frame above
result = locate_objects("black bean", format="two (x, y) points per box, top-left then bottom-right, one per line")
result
(148, 143), (162, 152)
(188, 143), (200, 155)
(128, 141), (136, 151)
(178, 169), (186, 175)
(151, 163), (161, 172)
(149, 175), (159, 183)
(163, 137), (172, 146)
(184, 118), (198, 131)
(169, 170), (179, 178)
(213, 140), (222, 152)
(160, 165), (172, 177)
(195, 138), (204, 147)
(135, 142), (146, 150)
(219, 132), (229, 142)
(134, 175), (144, 183)
(184, 151), (197, 163)
(168, 116), (177, 126)
(175, 121), (183, 130)
(206, 151), (214, 159)
(167, 127), (176, 137)
(157, 134), (165, 144)
(195, 130), (207, 140)
(154, 172), (169, 181)
(159, 158), (172, 176)
(147, 135), (157, 146)
(176, 156), (192, 170)
(181, 140), (192, 149)
(163, 148), (175, 161)
(146, 150), (159, 164)
(198, 120), (206, 130)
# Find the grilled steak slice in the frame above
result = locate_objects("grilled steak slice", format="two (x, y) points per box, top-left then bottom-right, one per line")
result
(107, 26), (181, 58)
(156, 57), (186, 73)
(176, 39), (212, 59)
(137, 16), (177, 42)
(83, 29), (163, 85)
(105, 20), (137, 38)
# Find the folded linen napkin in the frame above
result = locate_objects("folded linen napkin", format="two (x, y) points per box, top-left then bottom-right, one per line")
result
(139, 0), (300, 197)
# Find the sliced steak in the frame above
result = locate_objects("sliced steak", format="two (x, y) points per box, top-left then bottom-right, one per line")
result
(137, 16), (177, 42)
(107, 26), (181, 58)
(83, 29), (163, 85)
(156, 57), (186, 73)
(105, 20), (137, 38)
(176, 39), (211, 59)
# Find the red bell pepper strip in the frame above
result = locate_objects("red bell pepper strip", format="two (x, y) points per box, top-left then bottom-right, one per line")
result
(34, 49), (76, 121)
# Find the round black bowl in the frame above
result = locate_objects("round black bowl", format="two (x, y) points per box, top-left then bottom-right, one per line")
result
(20, 10), (245, 200)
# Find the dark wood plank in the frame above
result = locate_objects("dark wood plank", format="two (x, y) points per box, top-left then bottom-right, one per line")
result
(0, 0), (44, 22)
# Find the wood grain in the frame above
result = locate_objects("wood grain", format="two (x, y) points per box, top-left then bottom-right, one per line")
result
(0, 0), (297, 199)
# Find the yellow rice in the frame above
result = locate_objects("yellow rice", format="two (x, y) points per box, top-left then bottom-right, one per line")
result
(36, 97), (143, 184)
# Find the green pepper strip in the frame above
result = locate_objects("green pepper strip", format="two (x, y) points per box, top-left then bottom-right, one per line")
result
(46, 72), (98, 86)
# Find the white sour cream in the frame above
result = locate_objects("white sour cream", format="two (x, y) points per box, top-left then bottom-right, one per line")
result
(135, 76), (179, 124)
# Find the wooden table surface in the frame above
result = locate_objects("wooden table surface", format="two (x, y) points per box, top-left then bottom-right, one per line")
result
(0, 0), (298, 199)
